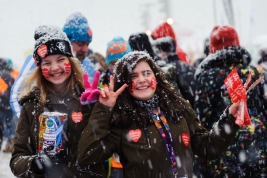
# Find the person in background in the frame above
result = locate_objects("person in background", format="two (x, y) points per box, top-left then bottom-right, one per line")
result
(63, 12), (95, 81)
(128, 32), (160, 61)
(151, 22), (191, 64)
(10, 25), (105, 178)
(0, 58), (15, 153)
(9, 55), (36, 120)
(193, 38), (209, 68)
(10, 12), (95, 121)
(2, 58), (20, 80)
(77, 51), (242, 178)
(194, 25), (267, 177)
(88, 52), (108, 73)
(99, 36), (131, 178)
(152, 36), (197, 107)
(100, 36), (132, 88)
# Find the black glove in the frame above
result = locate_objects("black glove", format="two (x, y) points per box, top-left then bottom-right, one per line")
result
(50, 148), (67, 165)
(31, 146), (54, 174)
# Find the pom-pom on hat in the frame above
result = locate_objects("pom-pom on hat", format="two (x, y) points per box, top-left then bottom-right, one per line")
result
(33, 25), (73, 66)
(106, 37), (132, 65)
(63, 12), (92, 43)
(209, 25), (240, 54)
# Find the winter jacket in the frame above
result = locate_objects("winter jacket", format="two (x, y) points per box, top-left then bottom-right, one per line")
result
(78, 98), (239, 178)
(163, 54), (197, 107)
(194, 46), (267, 177)
(10, 88), (106, 178)
(0, 70), (15, 145)
(0, 70), (14, 111)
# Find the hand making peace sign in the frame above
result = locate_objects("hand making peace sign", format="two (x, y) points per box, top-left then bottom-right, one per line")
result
(80, 71), (101, 105)
(99, 75), (127, 108)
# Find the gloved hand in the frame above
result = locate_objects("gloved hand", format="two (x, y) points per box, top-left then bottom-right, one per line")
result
(51, 149), (67, 165)
(31, 146), (54, 175)
(31, 146), (68, 174)
(80, 71), (101, 105)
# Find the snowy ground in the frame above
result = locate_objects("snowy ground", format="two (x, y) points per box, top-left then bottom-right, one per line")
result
(0, 139), (15, 178)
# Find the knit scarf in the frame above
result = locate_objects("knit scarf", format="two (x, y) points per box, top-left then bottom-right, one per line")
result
(133, 94), (159, 111)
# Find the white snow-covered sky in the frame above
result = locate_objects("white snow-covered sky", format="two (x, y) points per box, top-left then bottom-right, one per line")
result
(0, 0), (267, 69)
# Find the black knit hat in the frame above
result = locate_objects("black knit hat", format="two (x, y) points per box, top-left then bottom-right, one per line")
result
(33, 25), (73, 66)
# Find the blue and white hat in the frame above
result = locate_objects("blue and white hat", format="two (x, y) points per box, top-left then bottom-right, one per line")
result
(106, 37), (132, 65)
(63, 12), (92, 43)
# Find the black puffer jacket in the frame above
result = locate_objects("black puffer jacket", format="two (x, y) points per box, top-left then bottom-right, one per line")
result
(164, 54), (197, 107)
(152, 37), (197, 106)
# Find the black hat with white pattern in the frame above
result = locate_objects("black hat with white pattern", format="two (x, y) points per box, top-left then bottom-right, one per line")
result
(33, 25), (73, 66)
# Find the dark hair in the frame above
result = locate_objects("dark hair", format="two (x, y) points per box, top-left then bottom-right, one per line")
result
(112, 51), (186, 129)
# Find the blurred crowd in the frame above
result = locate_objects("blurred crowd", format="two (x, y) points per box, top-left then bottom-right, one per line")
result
(2, 11), (267, 178)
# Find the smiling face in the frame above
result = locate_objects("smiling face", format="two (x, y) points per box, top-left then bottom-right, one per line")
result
(130, 60), (157, 100)
(41, 54), (71, 91)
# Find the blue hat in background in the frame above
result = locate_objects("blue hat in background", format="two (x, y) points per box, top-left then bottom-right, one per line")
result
(106, 37), (132, 65)
(63, 12), (92, 43)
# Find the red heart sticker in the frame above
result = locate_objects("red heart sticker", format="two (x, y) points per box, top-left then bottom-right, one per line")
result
(130, 81), (136, 93)
(42, 68), (50, 79)
(64, 63), (71, 74)
(182, 133), (190, 147)
(129, 129), (141, 142)
(72, 112), (83, 123)
(87, 29), (92, 37)
(150, 77), (157, 90)
(37, 45), (48, 58)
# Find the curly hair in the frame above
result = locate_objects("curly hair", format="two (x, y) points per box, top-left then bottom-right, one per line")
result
(112, 51), (187, 129)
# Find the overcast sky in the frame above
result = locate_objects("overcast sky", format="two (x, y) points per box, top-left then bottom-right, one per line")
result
(1, 0), (267, 69)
